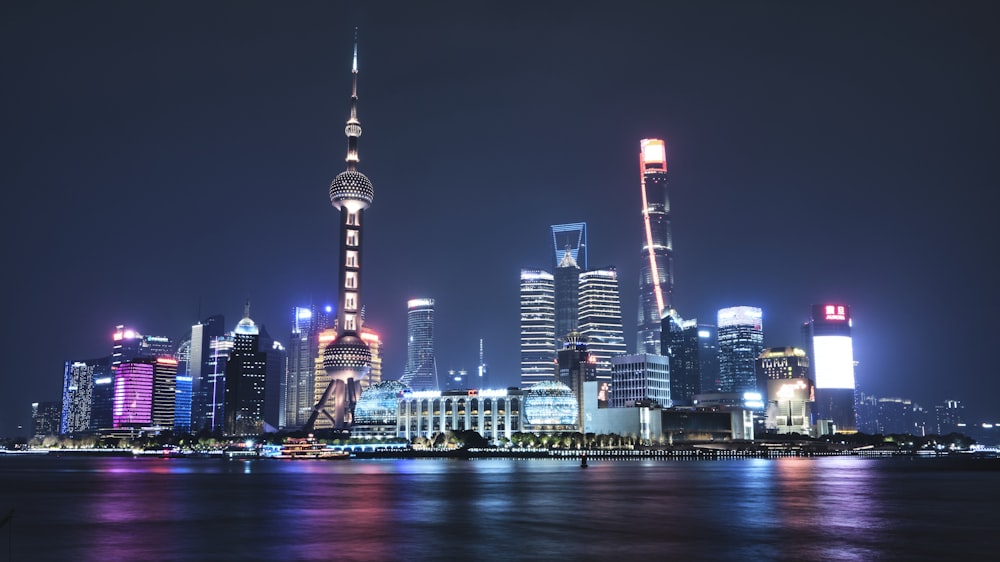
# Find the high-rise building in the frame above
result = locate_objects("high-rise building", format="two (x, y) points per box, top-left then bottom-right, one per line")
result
(111, 325), (143, 367)
(225, 303), (268, 435)
(765, 378), (815, 435)
(283, 305), (331, 429)
(190, 314), (225, 432)
(31, 401), (61, 439)
(803, 303), (857, 432)
(551, 222), (587, 271)
(401, 298), (437, 391)
(556, 333), (597, 429)
(554, 249), (581, 348)
(205, 333), (233, 432)
(717, 306), (764, 394)
(113, 359), (155, 428)
(662, 312), (701, 406)
(308, 32), (375, 431)
(578, 268), (627, 380)
(935, 400), (965, 435)
(257, 324), (286, 430)
(174, 374), (193, 433)
(520, 269), (556, 388)
(359, 326), (383, 389)
(697, 324), (720, 393)
(61, 357), (109, 434)
(152, 357), (179, 430)
(610, 353), (671, 408)
(90, 361), (115, 432)
(636, 139), (673, 355)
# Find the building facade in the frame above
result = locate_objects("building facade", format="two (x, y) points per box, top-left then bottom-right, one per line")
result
(578, 268), (626, 380)
(803, 304), (857, 432)
(112, 359), (155, 428)
(401, 298), (437, 391)
(610, 353), (671, 409)
(224, 306), (268, 435)
(152, 357), (179, 430)
(520, 269), (556, 388)
(397, 389), (524, 443)
(662, 312), (701, 406)
(717, 306), (764, 394)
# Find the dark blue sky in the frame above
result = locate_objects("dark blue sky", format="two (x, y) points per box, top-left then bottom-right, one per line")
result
(2, 1), (998, 436)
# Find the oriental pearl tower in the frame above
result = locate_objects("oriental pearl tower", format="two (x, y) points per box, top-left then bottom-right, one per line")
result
(306, 30), (374, 432)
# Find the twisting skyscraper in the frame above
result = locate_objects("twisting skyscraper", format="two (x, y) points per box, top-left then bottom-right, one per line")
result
(307, 31), (375, 432)
(636, 139), (673, 355)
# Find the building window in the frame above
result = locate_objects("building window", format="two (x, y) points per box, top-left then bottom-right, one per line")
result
(345, 271), (357, 289)
(347, 212), (359, 226)
(346, 251), (358, 268)
(345, 292), (357, 312)
(346, 229), (359, 247)
(344, 314), (357, 331)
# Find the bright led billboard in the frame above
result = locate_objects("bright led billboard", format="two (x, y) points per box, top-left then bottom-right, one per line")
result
(812, 335), (855, 389)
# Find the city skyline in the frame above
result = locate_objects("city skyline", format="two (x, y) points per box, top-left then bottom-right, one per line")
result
(2, 2), (998, 436)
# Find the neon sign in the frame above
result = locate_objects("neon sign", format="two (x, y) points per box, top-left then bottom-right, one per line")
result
(824, 305), (847, 321)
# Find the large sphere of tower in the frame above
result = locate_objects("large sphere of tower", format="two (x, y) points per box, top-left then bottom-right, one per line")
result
(329, 170), (374, 211)
(323, 334), (372, 382)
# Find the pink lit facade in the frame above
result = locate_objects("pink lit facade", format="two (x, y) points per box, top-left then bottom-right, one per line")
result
(113, 360), (154, 428)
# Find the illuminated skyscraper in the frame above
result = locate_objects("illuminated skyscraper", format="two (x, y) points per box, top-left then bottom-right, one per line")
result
(113, 359), (154, 428)
(556, 333), (596, 428)
(756, 347), (810, 382)
(283, 305), (330, 429)
(698, 324), (720, 393)
(61, 359), (98, 434)
(803, 304), (857, 432)
(578, 267), (626, 380)
(520, 269), (556, 388)
(225, 303), (268, 435)
(636, 139), (673, 355)
(90, 362), (115, 432)
(190, 314), (225, 431)
(553, 242), (581, 347)
(401, 298), (437, 391)
(662, 312), (700, 406)
(308, 31), (375, 431)
(610, 353), (671, 408)
(717, 306), (764, 394)
(152, 356), (179, 430)
(32, 401), (61, 439)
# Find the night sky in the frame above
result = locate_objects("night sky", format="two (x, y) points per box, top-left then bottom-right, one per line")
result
(2, 1), (998, 437)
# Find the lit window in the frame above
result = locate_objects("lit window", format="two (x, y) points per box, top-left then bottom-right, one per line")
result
(347, 212), (359, 226)
(346, 229), (358, 247)
(346, 251), (358, 268)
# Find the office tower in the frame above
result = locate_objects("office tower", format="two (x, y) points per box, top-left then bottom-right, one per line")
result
(190, 314), (225, 431)
(61, 360), (97, 434)
(636, 139), (673, 355)
(662, 312), (700, 406)
(520, 269), (556, 388)
(578, 268), (627, 380)
(225, 303), (268, 435)
(717, 306), (764, 394)
(554, 242), (581, 347)
(803, 304), (857, 432)
(152, 357), (178, 430)
(140, 334), (174, 358)
(697, 324), (720, 393)
(308, 32), (375, 431)
(90, 360), (114, 432)
(113, 359), (155, 428)
(556, 333), (596, 429)
(935, 400), (965, 435)
(551, 222), (587, 270)
(206, 333), (233, 432)
(257, 324), (286, 429)
(111, 325), (143, 366)
(284, 305), (326, 429)
(610, 354), (671, 408)
(756, 347), (811, 382)
(31, 401), (61, 439)
(174, 374), (193, 433)
(401, 298), (437, 391)
(876, 397), (921, 435)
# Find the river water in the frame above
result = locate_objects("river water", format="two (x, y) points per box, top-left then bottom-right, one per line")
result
(1, 454), (997, 561)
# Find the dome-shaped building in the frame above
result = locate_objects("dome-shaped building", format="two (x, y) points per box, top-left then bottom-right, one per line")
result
(523, 380), (580, 432)
(352, 380), (409, 438)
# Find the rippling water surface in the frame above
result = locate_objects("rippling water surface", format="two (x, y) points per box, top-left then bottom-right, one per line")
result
(1, 455), (997, 561)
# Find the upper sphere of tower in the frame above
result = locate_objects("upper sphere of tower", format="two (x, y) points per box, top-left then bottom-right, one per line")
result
(329, 170), (374, 210)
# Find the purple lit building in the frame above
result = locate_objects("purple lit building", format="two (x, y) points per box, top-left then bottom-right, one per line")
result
(113, 359), (154, 428)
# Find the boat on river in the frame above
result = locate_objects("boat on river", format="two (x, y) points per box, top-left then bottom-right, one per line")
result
(261, 439), (350, 460)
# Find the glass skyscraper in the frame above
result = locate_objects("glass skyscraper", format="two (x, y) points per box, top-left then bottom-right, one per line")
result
(717, 306), (764, 394)
(224, 305), (268, 435)
(401, 298), (437, 391)
(578, 268), (626, 381)
(662, 312), (701, 406)
(804, 303), (857, 432)
(636, 139), (673, 355)
(520, 269), (556, 388)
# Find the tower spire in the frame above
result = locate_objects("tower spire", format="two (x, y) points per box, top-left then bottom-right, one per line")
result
(345, 27), (362, 171)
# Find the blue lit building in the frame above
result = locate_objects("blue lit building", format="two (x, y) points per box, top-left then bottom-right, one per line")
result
(174, 374), (193, 433)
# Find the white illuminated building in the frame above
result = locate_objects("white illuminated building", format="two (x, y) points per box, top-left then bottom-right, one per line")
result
(805, 304), (858, 432)
(397, 388), (524, 443)
(578, 268), (627, 380)
(520, 269), (556, 388)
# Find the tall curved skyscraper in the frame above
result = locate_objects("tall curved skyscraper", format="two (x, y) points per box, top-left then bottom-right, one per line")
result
(307, 30), (374, 431)
(636, 139), (673, 355)
(402, 298), (437, 391)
